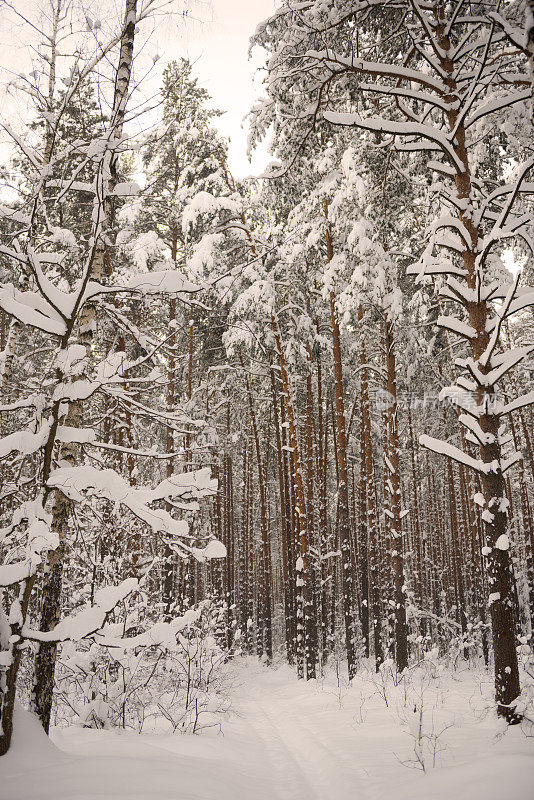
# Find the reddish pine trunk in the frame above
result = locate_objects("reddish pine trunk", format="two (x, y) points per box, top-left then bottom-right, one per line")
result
(436, 11), (521, 720)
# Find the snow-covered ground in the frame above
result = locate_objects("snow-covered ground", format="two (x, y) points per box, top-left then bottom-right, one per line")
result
(2, 658), (534, 800)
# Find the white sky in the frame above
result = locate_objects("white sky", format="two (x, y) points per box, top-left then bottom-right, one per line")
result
(0, 0), (277, 178)
(160, 0), (277, 177)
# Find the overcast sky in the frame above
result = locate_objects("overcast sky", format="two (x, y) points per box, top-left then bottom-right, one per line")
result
(164, 0), (277, 176)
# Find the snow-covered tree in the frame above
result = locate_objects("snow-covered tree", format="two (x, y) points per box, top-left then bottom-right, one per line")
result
(0, 0), (224, 754)
(251, 0), (534, 721)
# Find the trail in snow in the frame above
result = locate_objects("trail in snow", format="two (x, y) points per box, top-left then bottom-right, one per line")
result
(239, 676), (369, 800)
(1, 659), (534, 800)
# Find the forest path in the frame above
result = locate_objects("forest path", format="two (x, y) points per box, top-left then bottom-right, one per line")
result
(235, 666), (370, 800)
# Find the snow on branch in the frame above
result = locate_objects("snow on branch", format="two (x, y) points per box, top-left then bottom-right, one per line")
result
(437, 315), (476, 340)
(407, 252), (466, 282)
(458, 415), (494, 446)
(0, 284), (66, 336)
(465, 88), (532, 128)
(0, 503), (57, 587)
(486, 11), (529, 51)
(119, 266), (200, 296)
(419, 434), (492, 473)
(503, 290), (534, 317)
(477, 157), (534, 263)
(430, 214), (474, 247)
(0, 394), (40, 413)
(479, 346), (534, 388)
(501, 451), (522, 474)
(47, 466), (219, 559)
(304, 50), (448, 93)
(322, 112), (464, 170)
(501, 391), (534, 415)
(0, 422), (52, 460)
(0, 264), (200, 339)
(22, 578), (139, 642)
(478, 272), (521, 370)
(440, 276), (503, 306)
(94, 603), (208, 650)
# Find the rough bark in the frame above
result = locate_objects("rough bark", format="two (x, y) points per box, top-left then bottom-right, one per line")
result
(383, 314), (408, 672)
(435, 7), (521, 720)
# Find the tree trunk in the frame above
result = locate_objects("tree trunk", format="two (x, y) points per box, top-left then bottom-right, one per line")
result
(324, 208), (358, 679)
(383, 314), (408, 672)
(329, 291), (358, 678)
(436, 11), (521, 720)
(272, 316), (316, 678)
(271, 368), (293, 661)
(359, 308), (383, 670)
(241, 359), (273, 662)
(162, 227), (179, 621)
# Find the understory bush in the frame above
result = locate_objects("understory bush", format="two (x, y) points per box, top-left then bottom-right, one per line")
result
(40, 598), (236, 733)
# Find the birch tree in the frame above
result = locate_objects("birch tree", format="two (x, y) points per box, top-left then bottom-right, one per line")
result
(0, 0), (224, 753)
